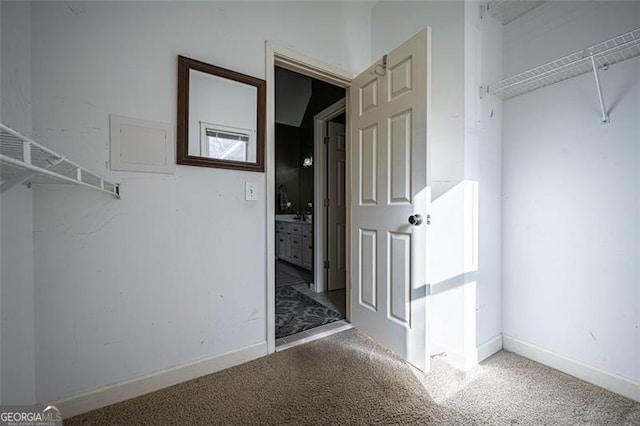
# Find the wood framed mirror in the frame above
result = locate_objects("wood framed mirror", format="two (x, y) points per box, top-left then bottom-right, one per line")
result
(177, 55), (266, 172)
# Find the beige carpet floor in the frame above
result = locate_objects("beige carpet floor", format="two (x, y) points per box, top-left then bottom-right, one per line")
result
(66, 329), (640, 425)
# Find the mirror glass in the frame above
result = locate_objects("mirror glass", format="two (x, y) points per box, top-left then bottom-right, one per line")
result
(177, 56), (265, 171)
(188, 70), (257, 162)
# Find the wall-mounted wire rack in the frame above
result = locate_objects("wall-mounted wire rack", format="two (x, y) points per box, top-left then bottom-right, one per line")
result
(0, 124), (120, 198)
(484, 27), (640, 122)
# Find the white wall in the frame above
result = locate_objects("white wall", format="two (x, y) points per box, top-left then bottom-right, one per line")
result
(429, 1), (503, 369)
(372, 0), (465, 200)
(30, 1), (372, 402)
(503, 1), (640, 384)
(463, 0), (503, 358)
(429, 181), (475, 367)
(0, 1), (35, 404)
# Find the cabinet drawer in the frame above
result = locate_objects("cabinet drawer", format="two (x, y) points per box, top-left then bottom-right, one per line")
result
(290, 223), (302, 235)
(276, 222), (289, 233)
(302, 224), (312, 237)
(302, 234), (312, 249)
(289, 247), (302, 265)
(290, 235), (302, 248)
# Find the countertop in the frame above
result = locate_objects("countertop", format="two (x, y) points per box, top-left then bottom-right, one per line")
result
(275, 215), (312, 224)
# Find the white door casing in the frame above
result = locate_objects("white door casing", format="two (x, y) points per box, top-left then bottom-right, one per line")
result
(327, 121), (347, 291)
(267, 42), (354, 353)
(349, 29), (431, 371)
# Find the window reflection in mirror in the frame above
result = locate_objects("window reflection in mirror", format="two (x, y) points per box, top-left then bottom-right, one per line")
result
(200, 123), (254, 162)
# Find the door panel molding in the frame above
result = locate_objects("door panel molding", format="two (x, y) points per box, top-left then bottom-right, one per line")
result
(328, 121), (347, 291)
(358, 228), (378, 311)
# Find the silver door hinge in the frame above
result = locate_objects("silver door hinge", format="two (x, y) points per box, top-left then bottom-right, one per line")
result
(426, 214), (431, 225)
(324, 198), (330, 207)
(324, 136), (330, 144)
(324, 260), (330, 269)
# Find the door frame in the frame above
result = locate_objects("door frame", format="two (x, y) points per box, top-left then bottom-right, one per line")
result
(312, 99), (345, 295)
(265, 42), (354, 354)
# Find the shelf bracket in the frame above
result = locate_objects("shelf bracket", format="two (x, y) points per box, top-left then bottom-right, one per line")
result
(588, 50), (609, 124)
(0, 153), (65, 194)
(479, 85), (488, 100)
(1, 171), (37, 194)
(480, 2), (490, 20)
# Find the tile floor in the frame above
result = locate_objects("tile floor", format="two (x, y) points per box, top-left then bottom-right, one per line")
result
(291, 283), (346, 317)
(275, 260), (312, 287)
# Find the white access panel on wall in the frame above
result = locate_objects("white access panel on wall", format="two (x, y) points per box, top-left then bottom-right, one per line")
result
(110, 114), (175, 174)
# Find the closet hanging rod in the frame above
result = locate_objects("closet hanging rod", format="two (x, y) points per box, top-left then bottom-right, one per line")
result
(484, 27), (640, 100)
(0, 124), (121, 198)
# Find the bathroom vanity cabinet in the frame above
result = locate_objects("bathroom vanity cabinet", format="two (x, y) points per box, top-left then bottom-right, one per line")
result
(276, 220), (312, 270)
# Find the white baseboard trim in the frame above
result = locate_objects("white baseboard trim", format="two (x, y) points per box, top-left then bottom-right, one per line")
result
(430, 342), (470, 370)
(431, 334), (503, 371)
(51, 341), (268, 419)
(503, 335), (640, 403)
(477, 334), (503, 363)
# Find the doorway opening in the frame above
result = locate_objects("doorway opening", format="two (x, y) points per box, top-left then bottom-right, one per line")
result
(273, 66), (348, 347)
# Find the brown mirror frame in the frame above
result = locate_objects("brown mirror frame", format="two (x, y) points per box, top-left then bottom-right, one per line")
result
(177, 55), (266, 172)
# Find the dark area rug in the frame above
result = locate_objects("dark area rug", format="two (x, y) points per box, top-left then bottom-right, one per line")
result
(275, 286), (343, 338)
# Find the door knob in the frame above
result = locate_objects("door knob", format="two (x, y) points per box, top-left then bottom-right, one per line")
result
(408, 214), (423, 226)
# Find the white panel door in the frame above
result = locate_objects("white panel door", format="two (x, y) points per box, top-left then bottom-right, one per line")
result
(349, 28), (431, 371)
(328, 121), (347, 291)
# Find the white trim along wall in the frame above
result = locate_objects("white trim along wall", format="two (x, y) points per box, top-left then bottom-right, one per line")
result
(504, 336), (640, 403)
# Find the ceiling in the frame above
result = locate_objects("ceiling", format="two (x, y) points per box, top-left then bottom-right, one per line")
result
(275, 67), (312, 128)
(486, 0), (547, 25)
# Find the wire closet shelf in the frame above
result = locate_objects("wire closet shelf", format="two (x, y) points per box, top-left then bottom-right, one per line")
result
(0, 124), (120, 198)
(487, 27), (640, 100)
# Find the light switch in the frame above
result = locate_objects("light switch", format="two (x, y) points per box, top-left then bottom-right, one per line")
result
(245, 181), (258, 201)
